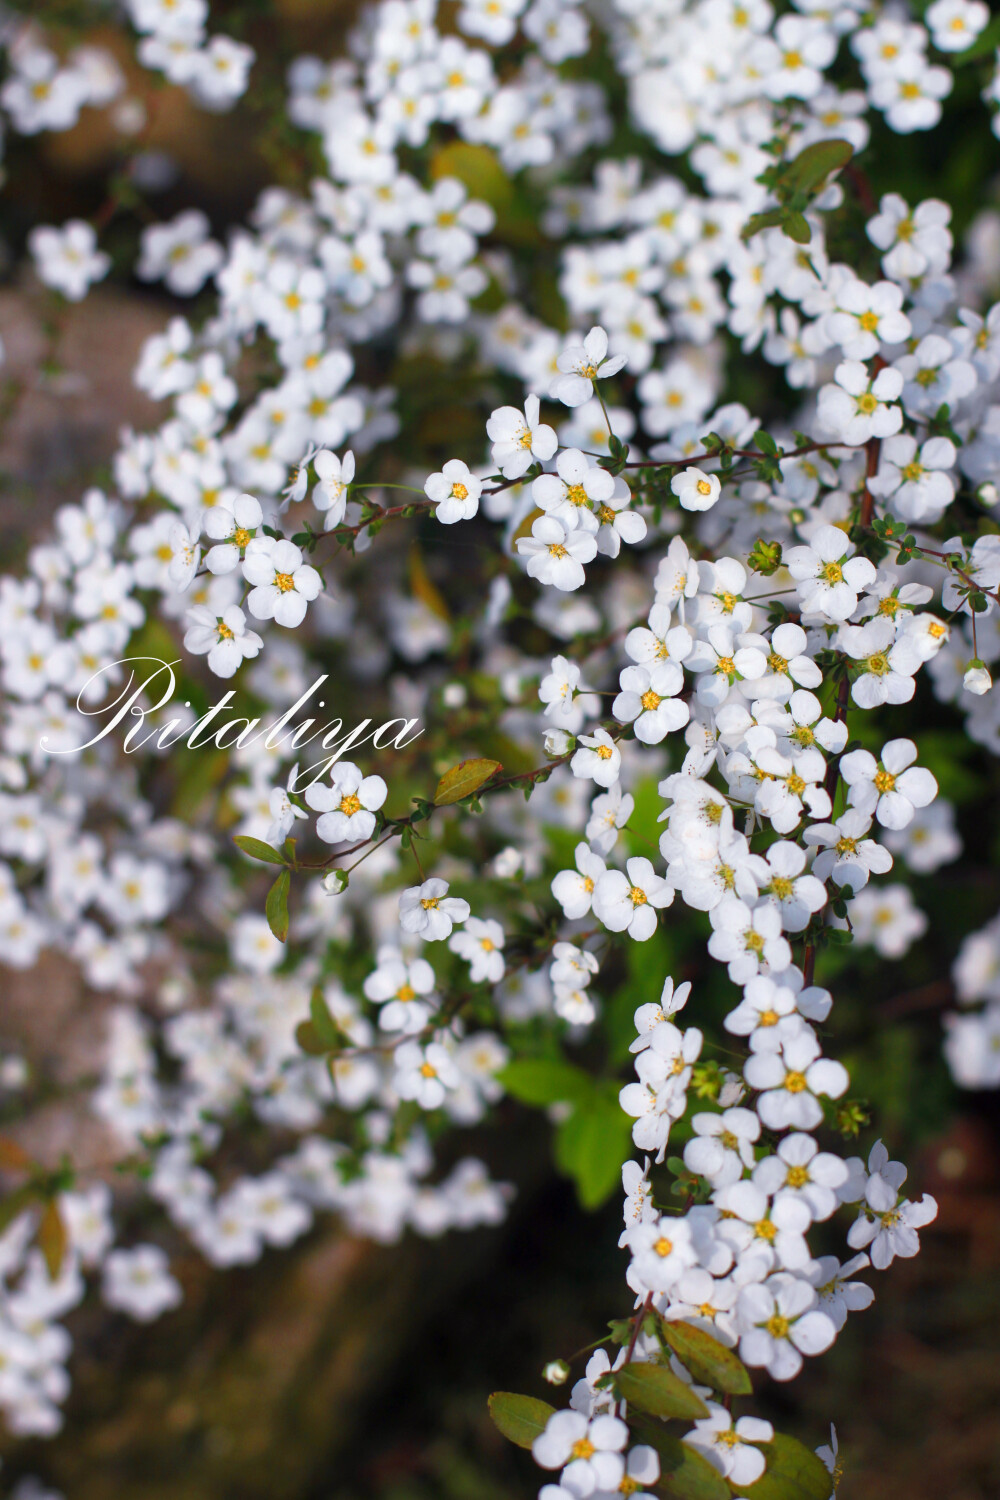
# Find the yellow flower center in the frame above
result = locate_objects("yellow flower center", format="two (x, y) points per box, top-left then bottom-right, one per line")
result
(786, 1165), (810, 1188)
(397, 984), (416, 1002)
(754, 1218), (777, 1240)
(857, 393), (878, 414)
(866, 652), (890, 676)
(596, 744), (614, 759)
(653, 1235), (674, 1257)
(821, 560), (844, 584)
(548, 543), (568, 559)
(217, 622), (235, 640)
(858, 310), (880, 333)
(836, 836), (858, 855)
(339, 793), (362, 816)
(770, 876), (794, 900)
(873, 769), (896, 793)
(641, 689), (662, 711)
(274, 572), (296, 592)
(420, 897), (439, 910)
(232, 526), (252, 547)
(785, 1070), (808, 1093)
(566, 484), (589, 506)
(420, 1062), (437, 1078)
(765, 1313), (790, 1338)
(629, 886), (648, 906)
(759, 1008), (779, 1027)
(716, 655), (735, 675)
(696, 479), (713, 495)
(768, 652), (788, 675)
(452, 482), (468, 501)
(787, 773), (806, 796)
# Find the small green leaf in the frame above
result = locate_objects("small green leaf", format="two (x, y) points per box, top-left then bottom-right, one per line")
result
(487, 1392), (556, 1449)
(730, 1433), (833, 1499)
(783, 212), (811, 245)
(294, 1021), (328, 1056)
(633, 1428), (730, 1499)
(497, 1058), (594, 1107)
(754, 430), (778, 456)
(38, 1199), (68, 1280)
(233, 835), (287, 866)
(784, 138), (854, 193)
(265, 869), (290, 943)
(309, 990), (343, 1048)
(656, 1318), (752, 1395)
(742, 208), (787, 241)
(434, 757), (502, 805)
(614, 1361), (709, 1421)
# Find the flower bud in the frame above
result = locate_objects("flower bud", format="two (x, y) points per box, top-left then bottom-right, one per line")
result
(543, 1359), (570, 1386)
(322, 868), (349, 895)
(544, 728), (574, 756)
(964, 660), (992, 696)
(978, 482), (999, 508)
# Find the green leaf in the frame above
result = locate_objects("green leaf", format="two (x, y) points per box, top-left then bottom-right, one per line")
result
(265, 869), (290, 943)
(434, 757), (502, 805)
(656, 1318), (752, 1395)
(614, 1361), (709, 1421)
(784, 138), (854, 193)
(754, 430), (778, 456)
(783, 212), (811, 245)
(309, 990), (343, 1048)
(730, 1433), (833, 1499)
(233, 835), (287, 866)
(554, 1102), (634, 1210)
(487, 1392), (555, 1449)
(294, 1021), (328, 1056)
(742, 208), (787, 241)
(633, 1429), (730, 1500)
(497, 1057), (594, 1106)
(38, 1199), (68, 1281)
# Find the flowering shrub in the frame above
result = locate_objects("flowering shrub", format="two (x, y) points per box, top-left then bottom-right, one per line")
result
(2, 0), (1000, 1492)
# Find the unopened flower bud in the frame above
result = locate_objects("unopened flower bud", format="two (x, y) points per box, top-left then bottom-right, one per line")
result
(978, 482), (999, 508)
(544, 728), (574, 756)
(543, 1359), (570, 1386)
(322, 868), (349, 895)
(964, 660), (992, 696)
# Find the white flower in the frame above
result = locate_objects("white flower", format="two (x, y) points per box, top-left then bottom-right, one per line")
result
(204, 493), (264, 574)
(671, 466), (721, 512)
(613, 662), (689, 743)
(532, 448), (613, 532)
(825, 278), (911, 360)
(394, 1040), (461, 1110)
(737, 1274), (836, 1381)
(364, 949), (436, 1034)
(571, 728), (622, 788)
(753, 1133), (849, 1222)
(550, 326), (627, 407)
(926, 0), (989, 51)
(449, 916), (506, 982)
(849, 883), (927, 957)
(102, 1244), (182, 1323)
(532, 1409), (629, 1491)
(586, 784), (635, 856)
(552, 842), (607, 919)
(839, 616), (923, 708)
(683, 1106), (761, 1187)
(313, 449), (355, 530)
(242, 538), (322, 628)
(29, 220), (110, 302)
(685, 1403), (774, 1485)
(517, 515), (597, 592)
(816, 360), (903, 445)
(744, 1028), (849, 1130)
(305, 762), (387, 844)
(804, 810), (893, 892)
(785, 524), (877, 622)
(425, 458), (482, 524)
(626, 1214), (699, 1292)
(846, 1141), (938, 1268)
(593, 857), (673, 941)
(839, 739), (937, 829)
(486, 395), (557, 478)
(399, 878), (470, 941)
(183, 604), (263, 678)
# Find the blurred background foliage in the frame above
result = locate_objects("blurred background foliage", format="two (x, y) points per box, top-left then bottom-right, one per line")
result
(1, 1), (1000, 1497)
